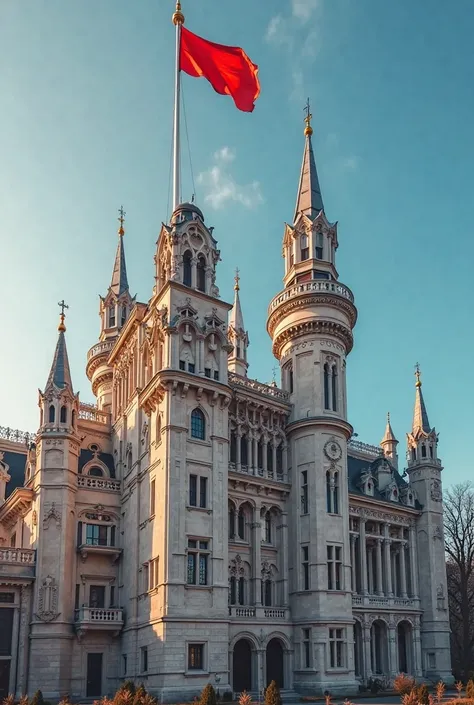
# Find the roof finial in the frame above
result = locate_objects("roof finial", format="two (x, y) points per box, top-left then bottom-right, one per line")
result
(234, 267), (240, 291)
(304, 97), (313, 137)
(172, 0), (185, 25)
(118, 205), (126, 237)
(57, 299), (69, 332)
(387, 411), (391, 423)
(415, 361), (421, 388)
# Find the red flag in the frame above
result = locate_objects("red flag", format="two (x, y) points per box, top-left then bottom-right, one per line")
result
(179, 27), (260, 112)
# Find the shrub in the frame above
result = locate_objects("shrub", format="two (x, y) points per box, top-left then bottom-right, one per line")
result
(30, 691), (45, 705)
(2, 695), (15, 705)
(200, 684), (217, 705)
(436, 682), (446, 704)
(456, 683), (465, 698)
(466, 682), (474, 700)
(19, 697), (29, 705)
(141, 695), (158, 705)
(402, 692), (419, 705)
(394, 674), (416, 695)
(239, 692), (252, 705)
(264, 681), (282, 705)
(416, 684), (430, 705)
(133, 686), (147, 705)
(444, 700), (474, 705)
(121, 682), (137, 697)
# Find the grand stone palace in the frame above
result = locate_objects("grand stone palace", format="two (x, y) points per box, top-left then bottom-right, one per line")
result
(0, 113), (452, 701)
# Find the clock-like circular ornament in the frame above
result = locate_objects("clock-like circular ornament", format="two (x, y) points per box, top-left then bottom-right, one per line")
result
(324, 439), (342, 462)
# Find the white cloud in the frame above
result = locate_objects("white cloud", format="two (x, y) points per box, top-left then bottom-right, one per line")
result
(291, 0), (322, 23)
(197, 147), (263, 211)
(342, 156), (359, 172)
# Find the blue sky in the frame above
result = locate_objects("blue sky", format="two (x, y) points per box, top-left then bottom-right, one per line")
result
(1, 0), (473, 486)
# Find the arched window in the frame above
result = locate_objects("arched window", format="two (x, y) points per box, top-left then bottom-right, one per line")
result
(301, 234), (309, 261)
(183, 250), (192, 287)
(324, 364), (330, 410)
(197, 255), (206, 292)
(267, 444), (273, 475)
(49, 405), (55, 423)
(238, 508), (245, 540)
(429, 445), (433, 458)
(264, 511), (272, 543)
(60, 405), (67, 424)
(316, 232), (323, 260)
(241, 435), (248, 467)
(331, 366), (338, 411)
(190, 408), (205, 440)
(229, 505), (236, 539)
(326, 471), (332, 513)
(284, 362), (293, 393)
(411, 448), (416, 461)
(276, 446), (283, 476)
(108, 305), (116, 328)
(89, 466), (104, 477)
(230, 432), (237, 464)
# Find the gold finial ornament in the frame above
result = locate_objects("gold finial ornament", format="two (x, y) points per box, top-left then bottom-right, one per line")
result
(304, 97), (313, 137)
(118, 205), (126, 237)
(172, 0), (185, 25)
(58, 299), (69, 332)
(234, 267), (240, 291)
(415, 362), (422, 388)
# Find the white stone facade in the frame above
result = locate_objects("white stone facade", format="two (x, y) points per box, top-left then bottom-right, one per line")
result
(0, 124), (452, 701)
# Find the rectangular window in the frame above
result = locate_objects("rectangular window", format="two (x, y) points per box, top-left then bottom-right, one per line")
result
(187, 539), (209, 586)
(10, 534), (16, 548)
(213, 370), (219, 381)
(189, 475), (197, 506)
(301, 247), (309, 260)
(143, 564), (149, 593)
(179, 360), (186, 371)
(329, 628), (345, 668)
(327, 545), (342, 590)
(110, 525), (116, 547)
(302, 545), (310, 590)
(204, 368), (211, 378)
(188, 363), (195, 373)
(141, 646), (148, 673)
(428, 652), (436, 669)
(122, 654), (127, 676)
(301, 470), (308, 513)
(188, 643), (204, 670)
(303, 628), (311, 668)
(150, 478), (156, 516)
(109, 307), (116, 327)
(316, 232), (323, 260)
(199, 477), (208, 508)
(149, 557), (159, 590)
(110, 585), (116, 607)
(86, 524), (108, 547)
(89, 585), (105, 608)
(230, 576), (236, 605)
(75, 584), (80, 609)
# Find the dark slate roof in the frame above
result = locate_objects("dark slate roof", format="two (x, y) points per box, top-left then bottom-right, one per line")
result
(294, 131), (324, 223)
(110, 235), (129, 297)
(3, 450), (27, 499)
(348, 452), (422, 510)
(78, 450), (115, 478)
(413, 384), (431, 435)
(46, 330), (73, 390)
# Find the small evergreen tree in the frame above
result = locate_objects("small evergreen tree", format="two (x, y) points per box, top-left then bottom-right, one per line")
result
(133, 685), (147, 705)
(264, 681), (282, 705)
(121, 682), (136, 697)
(416, 684), (430, 705)
(200, 684), (217, 705)
(466, 681), (474, 700)
(30, 690), (45, 705)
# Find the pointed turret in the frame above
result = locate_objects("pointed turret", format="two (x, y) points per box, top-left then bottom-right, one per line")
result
(407, 364), (438, 465)
(39, 303), (79, 432)
(228, 269), (249, 377)
(294, 100), (324, 223)
(380, 412), (399, 469)
(109, 214), (129, 296)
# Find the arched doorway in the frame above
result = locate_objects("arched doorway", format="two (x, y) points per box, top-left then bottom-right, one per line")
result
(233, 639), (252, 693)
(266, 638), (284, 688)
(397, 621), (412, 674)
(353, 621), (363, 678)
(370, 620), (388, 675)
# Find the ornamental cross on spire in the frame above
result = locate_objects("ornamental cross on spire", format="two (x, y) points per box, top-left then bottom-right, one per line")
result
(58, 300), (69, 316)
(234, 267), (240, 291)
(415, 362), (421, 386)
(118, 206), (126, 235)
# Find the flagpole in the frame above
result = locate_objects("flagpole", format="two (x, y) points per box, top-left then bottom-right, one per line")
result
(172, 1), (185, 212)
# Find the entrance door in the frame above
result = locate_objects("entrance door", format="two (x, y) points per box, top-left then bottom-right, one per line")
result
(266, 638), (284, 688)
(86, 653), (103, 697)
(233, 639), (252, 692)
(0, 661), (11, 701)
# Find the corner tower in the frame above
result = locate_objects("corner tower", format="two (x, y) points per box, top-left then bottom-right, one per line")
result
(267, 107), (358, 695)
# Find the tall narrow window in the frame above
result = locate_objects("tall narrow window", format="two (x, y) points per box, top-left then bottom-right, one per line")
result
(60, 405), (67, 423)
(229, 576), (236, 605)
(241, 435), (248, 467)
(150, 479), (156, 516)
(327, 545), (342, 590)
(238, 577), (245, 605)
(303, 628), (311, 668)
(285, 362), (294, 393)
(326, 471), (332, 513)
(301, 471), (308, 514)
(230, 432), (237, 463)
(324, 364), (330, 410)
(183, 250), (192, 287)
(331, 366), (338, 411)
(121, 305), (127, 327)
(190, 408), (205, 440)
(421, 444), (427, 458)
(199, 477), (208, 509)
(302, 546), (310, 590)
(301, 234), (309, 261)
(229, 506), (236, 539)
(333, 472), (339, 513)
(238, 508), (245, 540)
(264, 511), (272, 543)
(49, 405), (55, 423)
(189, 475), (197, 506)
(263, 579), (272, 606)
(267, 444), (273, 475)
(197, 255), (206, 292)
(187, 539), (209, 585)
(329, 628), (345, 668)
(316, 232), (323, 260)
(109, 305), (116, 327)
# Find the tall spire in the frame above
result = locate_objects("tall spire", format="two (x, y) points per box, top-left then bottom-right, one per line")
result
(45, 302), (73, 391)
(229, 268), (245, 332)
(110, 206), (129, 296)
(294, 98), (324, 223)
(412, 363), (431, 436)
(381, 412), (397, 443)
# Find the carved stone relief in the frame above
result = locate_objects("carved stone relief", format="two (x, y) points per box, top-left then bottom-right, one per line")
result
(36, 575), (60, 622)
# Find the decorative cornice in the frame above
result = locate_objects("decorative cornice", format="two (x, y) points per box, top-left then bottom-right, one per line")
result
(272, 319), (353, 359)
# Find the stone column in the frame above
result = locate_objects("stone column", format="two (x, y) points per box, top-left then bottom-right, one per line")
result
(413, 623), (423, 677)
(376, 538), (384, 596)
(392, 551), (398, 596)
(360, 519), (368, 595)
(363, 623), (372, 678)
(253, 505), (262, 606)
(247, 437), (252, 472)
(400, 541), (408, 598)
(272, 442), (277, 479)
(383, 524), (393, 597)
(282, 444), (288, 482)
(350, 535), (357, 592)
(389, 624), (398, 676)
(409, 522), (419, 598)
(263, 438), (268, 477)
(191, 257), (197, 288)
(280, 512), (289, 606)
(253, 437), (258, 475)
(367, 547), (374, 594)
(236, 428), (242, 472)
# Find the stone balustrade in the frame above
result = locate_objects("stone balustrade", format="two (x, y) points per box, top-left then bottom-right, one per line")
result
(268, 279), (355, 314)
(228, 373), (290, 402)
(78, 403), (109, 425)
(352, 594), (418, 609)
(0, 427), (36, 445)
(77, 476), (121, 491)
(75, 607), (123, 623)
(87, 340), (115, 361)
(228, 606), (289, 620)
(0, 549), (35, 564)
(229, 462), (286, 484)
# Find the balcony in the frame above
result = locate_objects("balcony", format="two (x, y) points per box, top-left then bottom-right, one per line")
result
(87, 340), (115, 362)
(268, 279), (355, 315)
(77, 475), (120, 491)
(74, 606), (124, 639)
(352, 594), (419, 610)
(0, 548), (36, 580)
(78, 403), (109, 426)
(229, 463), (288, 484)
(77, 543), (121, 563)
(228, 606), (289, 620)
